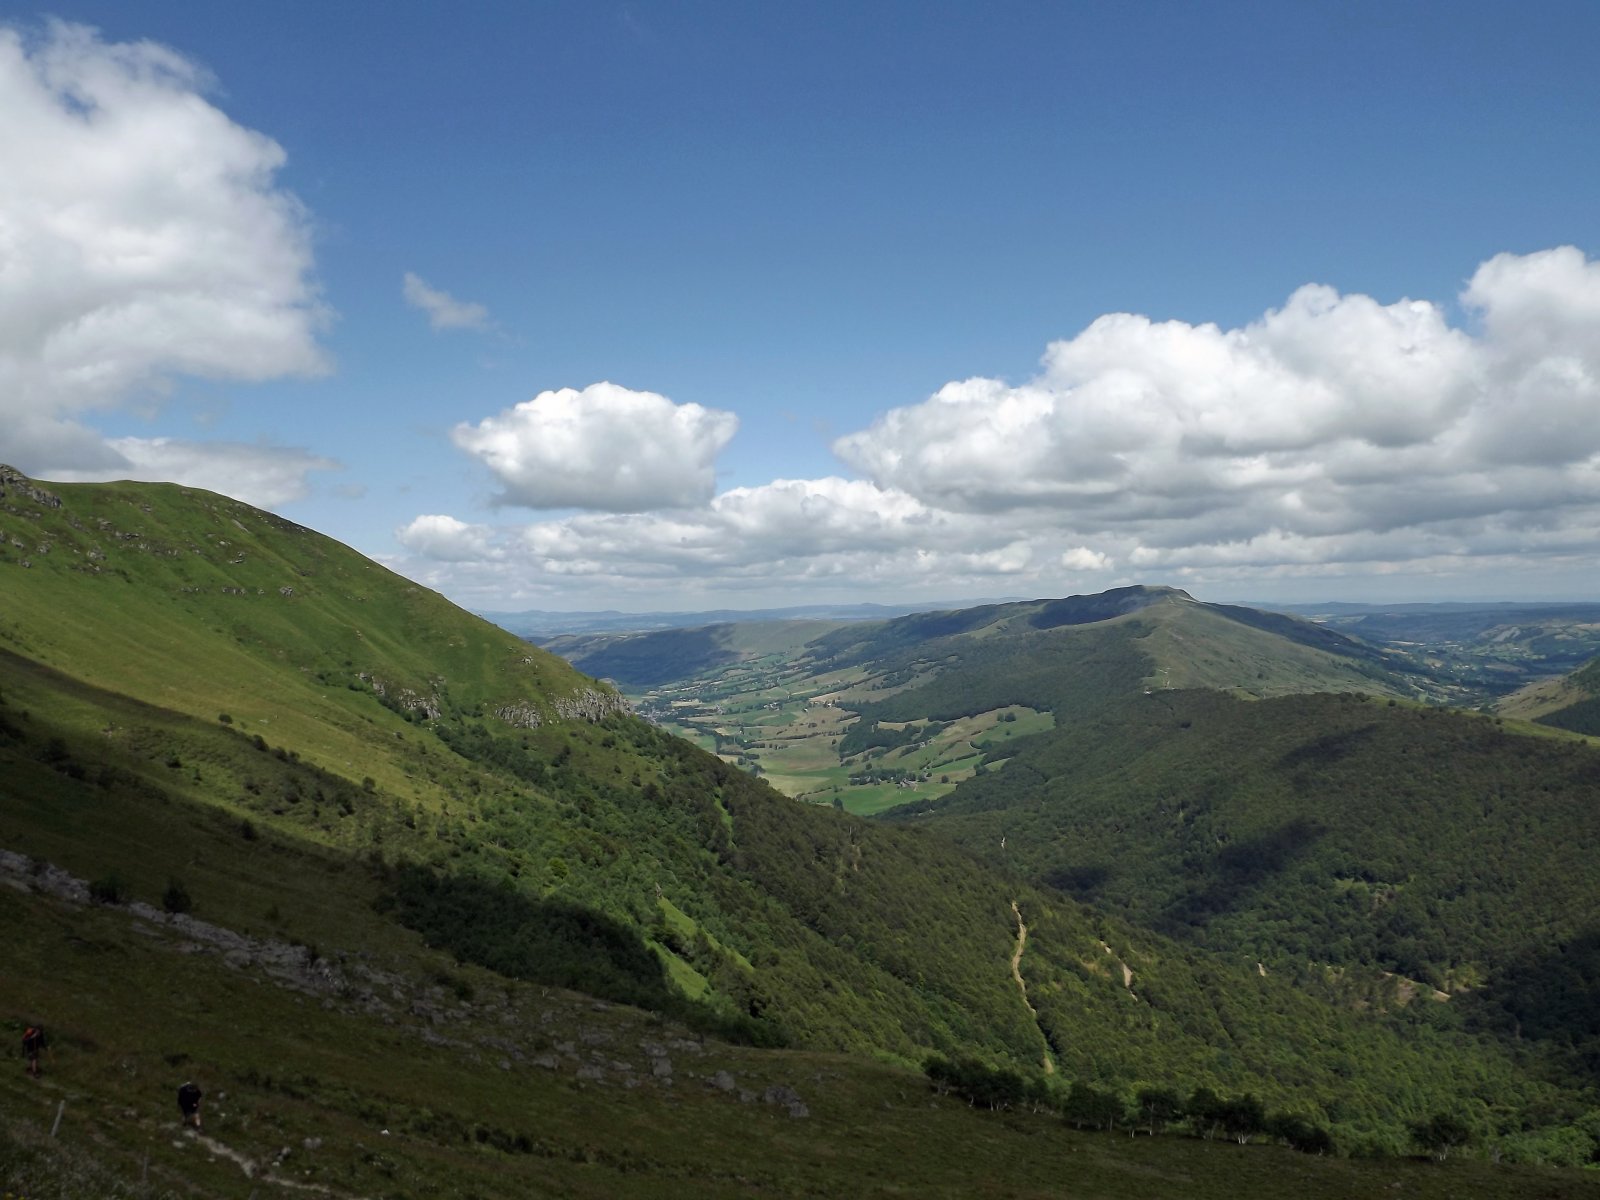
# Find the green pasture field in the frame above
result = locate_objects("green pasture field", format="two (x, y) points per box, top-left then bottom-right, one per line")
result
(617, 612), (1068, 816)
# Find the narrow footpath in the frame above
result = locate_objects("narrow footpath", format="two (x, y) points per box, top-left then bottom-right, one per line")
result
(179, 1129), (356, 1197)
(1009, 900), (1055, 1075)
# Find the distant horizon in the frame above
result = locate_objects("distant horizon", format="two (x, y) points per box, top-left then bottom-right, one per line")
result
(477, 589), (1600, 620)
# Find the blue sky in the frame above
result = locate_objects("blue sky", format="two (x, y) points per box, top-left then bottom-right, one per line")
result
(3, 3), (1599, 610)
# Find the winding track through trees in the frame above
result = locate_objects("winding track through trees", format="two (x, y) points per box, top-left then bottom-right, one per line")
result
(1009, 900), (1055, 1074)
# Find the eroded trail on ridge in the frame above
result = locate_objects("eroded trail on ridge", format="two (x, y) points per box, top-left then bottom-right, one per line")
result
(181, 1131), (358, 1197)
(1009, 900), (1055, 1074)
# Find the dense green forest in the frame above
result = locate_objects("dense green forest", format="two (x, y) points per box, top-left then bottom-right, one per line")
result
(889, 690), (1600, 1076)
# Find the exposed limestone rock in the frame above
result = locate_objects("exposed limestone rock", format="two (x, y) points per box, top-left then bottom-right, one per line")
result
(762, 1084), (809, 1118)
(553, 688), (633, 722)
(396, 689), (442, 719)
(0, 465), (63, 509)
(494, 702), (543, 729)
(0, 851), (88, 903)
(359, 673), (442, 719)
(489, 684), (627, 732)
(0, 849), (398, 1016)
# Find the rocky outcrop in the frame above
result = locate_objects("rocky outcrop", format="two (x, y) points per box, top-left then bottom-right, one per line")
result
(395, 688), (442, 720)
(4, 846), (822, 1129)
(0, 465), (63, 510)
(554, 688), (633, 722)
(359, 673), (443, 720)
(495, 701), (544, 729)
(762, 1083), (810, 1118)
(497, 688), (631, 728)
(0, 849), (376, 1006)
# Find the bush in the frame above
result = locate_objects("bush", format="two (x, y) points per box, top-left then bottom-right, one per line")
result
(1410, 1112), (1473, 1161)
(162, 877), (193, 915)
(88, 873), (126, 905)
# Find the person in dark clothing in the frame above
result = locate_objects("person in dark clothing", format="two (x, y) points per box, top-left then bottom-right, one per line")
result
(22, 1024), (45, 1078)
(177, 1080), (203, 1130)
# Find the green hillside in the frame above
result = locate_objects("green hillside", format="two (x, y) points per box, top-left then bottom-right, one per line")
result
(547, 619), (847, 688)
(6, 658), (1597, 1179)
(1290, 601), (1600, 702)
(1499, 657), (1600, 736)
(892, 688), (1600, 1072)
(6, 468), (1600, 1190)
(587, 585), (1423, 817)
(0, 467), (1058, 1064)
(806, 586), (1418, 708)
(10, 872), (1597, 1199)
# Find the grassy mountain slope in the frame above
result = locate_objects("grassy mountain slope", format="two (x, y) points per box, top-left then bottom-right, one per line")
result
(5, 659), (1593, 1171)
(593, 587), (1423, 817)
(12, 884), (1598, 1200)
(546, 620), (847, 687)
(0, 468), (1052, 1063)
(0, 465), (606, 802)
(7, 637), (1569, 1146)
(6, 469), (1600, 1182)
(808, 586), (1417, 708)
(1287, 601), (1600, 701)
(484, 600), (951, 640)
(1500, 657), (1600, 736)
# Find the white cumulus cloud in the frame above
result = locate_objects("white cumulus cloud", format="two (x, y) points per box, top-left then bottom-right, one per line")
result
(402, 272), (490, 332)
(830, 247), (1600, 580)
(395, 477), (1065, 607)
(452, 382), (739, 511)
(1060, 547), (1111, 571)
(395, 514), (498, 562)
(49, 437), (337, 508)
(402, 248), (1600, 606)
(0, 21), (331, 478)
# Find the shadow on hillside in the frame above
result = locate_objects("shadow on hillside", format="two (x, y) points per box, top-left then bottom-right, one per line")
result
(1043, 862), (1115, 901)
(1162, 816), (1326, 932)
(567, 626), (745, 687)
(379, 863), (790, 1047)
(1277, 724), (1379, 770)
(380, 863), (674, 1010)
(1472, 928), (1600, 1078)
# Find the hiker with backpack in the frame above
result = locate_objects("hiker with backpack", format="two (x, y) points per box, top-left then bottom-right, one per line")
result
(177, 1080), (203, 1131)
(21, 1023), (45, 1078)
